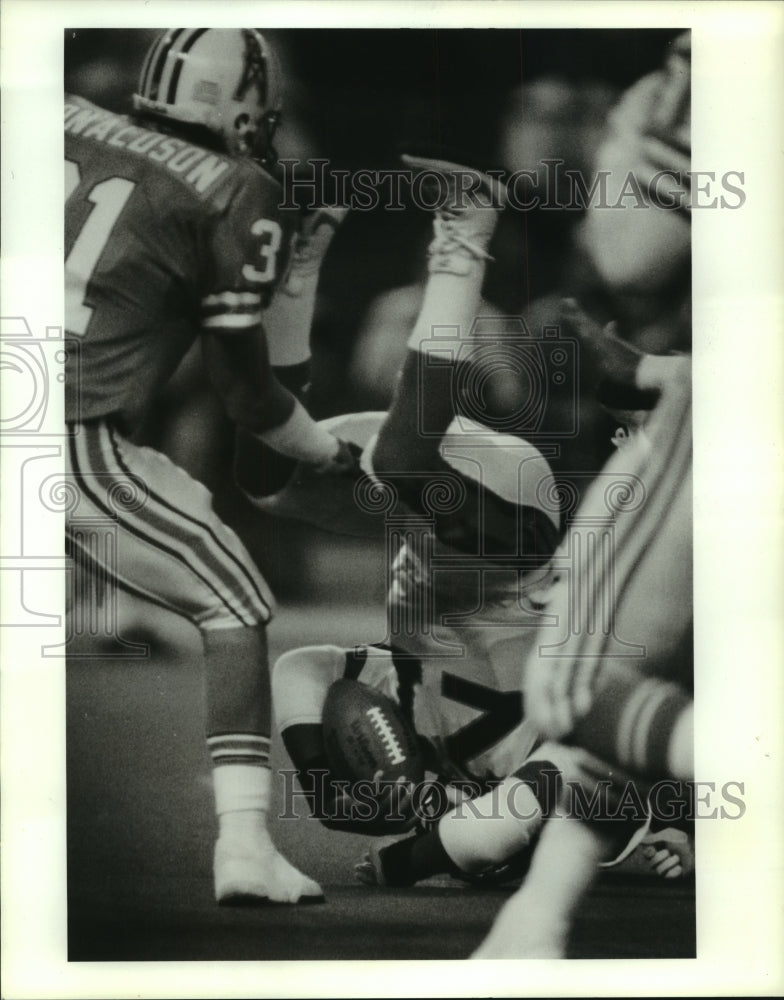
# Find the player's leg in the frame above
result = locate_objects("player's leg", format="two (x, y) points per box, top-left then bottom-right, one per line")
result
(471, 739), (689, 957)
(66, 419), (321, 903)
(371, 156), (508, 505)
(205, 626), (323, 904)
(471, 812), (613, 958)
(474, 362), (694, 953)
(358, 759), (558, 887)
(523, 351), (694, 777)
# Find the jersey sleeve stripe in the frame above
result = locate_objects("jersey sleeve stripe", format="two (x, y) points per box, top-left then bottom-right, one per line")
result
(203, 291), (263, 308)
(201, 312), (263, 330)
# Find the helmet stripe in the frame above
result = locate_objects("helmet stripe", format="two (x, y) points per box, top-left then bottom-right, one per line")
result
(145, 28), (184, 101)
(137, 36), (159, 97)
(166, 27), (209, 104)
(156, 28), (200, 106)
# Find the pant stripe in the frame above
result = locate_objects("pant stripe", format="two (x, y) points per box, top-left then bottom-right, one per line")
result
(88, 427), (259, 627)
(105, 424), (272, 618)
(70, 429), (252, 628)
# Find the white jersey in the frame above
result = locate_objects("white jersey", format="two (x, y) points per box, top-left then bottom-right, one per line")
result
(377, 539), (554, 782)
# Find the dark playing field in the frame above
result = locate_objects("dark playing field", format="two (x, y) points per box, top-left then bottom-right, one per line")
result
(66, 597), (695, 964)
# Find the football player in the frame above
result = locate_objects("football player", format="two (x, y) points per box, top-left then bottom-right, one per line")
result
(525, 303), (694, 780)
(472, 35), (696, 955)
(272, 157), (565, 886)
(473, 323), (694, 957)
(271, 156), (691, 890)
(65, 28), (357, 905)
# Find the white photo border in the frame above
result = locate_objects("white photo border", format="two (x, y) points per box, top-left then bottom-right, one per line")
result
(2, 1), (783, 997)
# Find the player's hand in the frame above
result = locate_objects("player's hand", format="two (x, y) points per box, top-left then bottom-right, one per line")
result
(560, 298), (658, 411)
(641, 829), (694, 879)
(247, 437), (376, 537)
(312, 438), (363, 477)
(371, 773), (419, 831)
(251, 439), (359, 509)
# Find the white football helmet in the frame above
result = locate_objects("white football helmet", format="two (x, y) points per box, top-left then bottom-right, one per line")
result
(133, 28), (282, 160)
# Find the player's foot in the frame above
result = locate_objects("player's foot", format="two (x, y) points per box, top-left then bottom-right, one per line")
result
(401, 153), (507, 275)
(214, 835), (325, 905)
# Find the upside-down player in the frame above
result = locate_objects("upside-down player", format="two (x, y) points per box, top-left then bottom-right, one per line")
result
(65, 28), (357, 905)
(270, 154), (574, 884)
(272, 156), (688, 888)
(272, 148), (696, 888)
(272, 414), (566, 886)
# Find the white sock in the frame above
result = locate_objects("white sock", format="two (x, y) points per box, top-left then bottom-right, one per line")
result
(213, 764), (272, 839)
(408, 271), (486, 349)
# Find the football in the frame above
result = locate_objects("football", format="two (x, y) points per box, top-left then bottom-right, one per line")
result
(322, 679), (425, 789)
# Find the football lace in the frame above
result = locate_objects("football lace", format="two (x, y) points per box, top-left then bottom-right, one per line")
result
(365, 707), (406, 766)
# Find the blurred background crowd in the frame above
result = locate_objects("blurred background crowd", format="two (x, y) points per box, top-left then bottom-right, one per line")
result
(65, 28), (687, 604)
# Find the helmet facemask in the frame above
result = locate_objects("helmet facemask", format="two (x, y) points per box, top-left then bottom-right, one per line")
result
(228, 29), (281, 163)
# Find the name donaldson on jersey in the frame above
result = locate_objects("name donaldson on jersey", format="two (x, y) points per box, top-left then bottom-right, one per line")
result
(65, 102), (231, 195)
